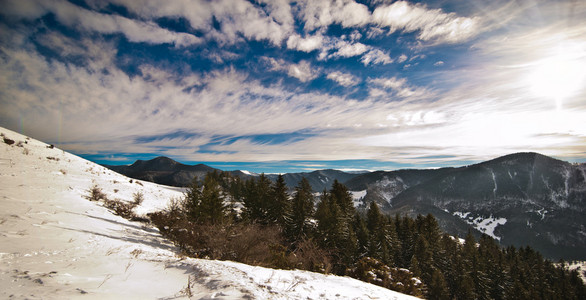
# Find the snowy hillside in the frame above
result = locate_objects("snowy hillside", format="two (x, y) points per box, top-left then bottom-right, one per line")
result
(0, 127), (416, 299)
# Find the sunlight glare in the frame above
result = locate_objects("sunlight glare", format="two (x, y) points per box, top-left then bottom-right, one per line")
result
(529, 48), (586, 107)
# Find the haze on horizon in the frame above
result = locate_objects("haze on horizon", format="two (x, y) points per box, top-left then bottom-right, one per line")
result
(1, 0), (585, 173)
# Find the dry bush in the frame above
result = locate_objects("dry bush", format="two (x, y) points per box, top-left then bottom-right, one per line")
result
(223, 223), (284, 267)
(85, 185), (107, 201)
(3, 137), (15, 145)
(103, 198), (137, 219)
(132, 191), (144, 205)
(149, 211), (292, 268)
(347, 257), (426, 297)
(291, 238), (332, 273)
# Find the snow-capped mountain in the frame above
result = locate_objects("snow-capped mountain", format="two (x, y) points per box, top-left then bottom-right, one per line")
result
(349, 153), (586, 260)
(0, 126), (416, 299)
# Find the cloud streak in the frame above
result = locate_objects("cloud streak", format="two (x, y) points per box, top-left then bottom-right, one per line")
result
(1, 0), (585, 170)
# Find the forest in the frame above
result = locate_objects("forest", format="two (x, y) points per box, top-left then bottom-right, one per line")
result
(147, 170), (585, 299)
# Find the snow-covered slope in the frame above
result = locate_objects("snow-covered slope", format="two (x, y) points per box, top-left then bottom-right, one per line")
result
(0, 127), (416, 299)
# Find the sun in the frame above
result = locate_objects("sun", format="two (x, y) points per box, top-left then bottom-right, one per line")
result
(529, 49), (586, 108)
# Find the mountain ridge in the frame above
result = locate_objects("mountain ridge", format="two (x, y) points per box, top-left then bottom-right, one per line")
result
(102, 152), (586, 260)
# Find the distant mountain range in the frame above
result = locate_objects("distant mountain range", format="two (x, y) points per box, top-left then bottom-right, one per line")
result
(105, 157), (362, 192)
(104, 153), (586, 260)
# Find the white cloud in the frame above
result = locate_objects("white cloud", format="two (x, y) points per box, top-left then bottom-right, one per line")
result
(296, 0), (480, 45)
(0, 0), (47, 20)
(102, 0), (294, 47)
(360, 49), (393, 66)
(397, 54), (408, 63)
(286, 34), (324, 52)
(372, 1), (481, 44)
(287, 60), (319, 82)
(369, 76), (431, 98)
(349, 30), (362, 41)
(434, 61), (444, 66)
(49, 0), (202, 47)
(296, 0), (371, 31)
(330, 40), (368, 58)
(327, 71), (360, 87)
(266, 58), (320, 82)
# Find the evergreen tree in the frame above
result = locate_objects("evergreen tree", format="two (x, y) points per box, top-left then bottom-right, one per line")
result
(197, 174), (227, 224)
(413, 235), (434, 283)
(315, 185), (359, 273)
(184, 177), (202, 221)
(366, 201), (382, 234)
(329, 179), (355, 217)
(365, 202), (391, 264)
(285, 177), (314, 242)
(269, 174), (289, 226)
(385, 216), (401, 266)
(428, 268), (450, 300)
(352, 213), (369, 258)
(242, 174), (272, 224)
(398, 215), (416, 268)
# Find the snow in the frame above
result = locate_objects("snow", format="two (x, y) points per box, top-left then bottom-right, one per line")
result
(453, 211), (507, 241)
(239, 170), (257, 176)
(1, 127), (416, 300)
(566, 261), (586, 283)
(350, 190), (367, 207)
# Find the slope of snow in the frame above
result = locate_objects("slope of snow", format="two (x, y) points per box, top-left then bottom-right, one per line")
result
(567, 261), (586, 283)
(453, 211), (507, 241)
(0, 127), (416, 300)
(350, 190), (367, 207)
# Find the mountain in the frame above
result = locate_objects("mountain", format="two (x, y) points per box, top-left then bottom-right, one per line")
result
(105, 157), (219, 187)
(105, 152), (586, 260)
(0, 126), (416, 299)
(106, 158), (361, 190)
(344, 168), (454, 209)
(267, 169), (361, 192)
(351, 152), (586, 260)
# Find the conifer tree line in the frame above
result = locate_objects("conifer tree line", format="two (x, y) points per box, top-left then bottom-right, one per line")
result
(149, 170), (585, 299)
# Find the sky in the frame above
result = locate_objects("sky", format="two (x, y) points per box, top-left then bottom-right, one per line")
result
(0, 0), (585, 173)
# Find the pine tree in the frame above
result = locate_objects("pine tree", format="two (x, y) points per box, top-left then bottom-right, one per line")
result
(366, 201), (382, 234)
(285, 177), (314, 242)
(413, 234), (434, 283)
(184, 177), (202, 221)
(269, 174), (289, 227)
(329, 179), (355, 217)
(428, 268), (450, 300)
(315, 185), (359, 273)
(198, 174), (227, 224)
(352, 214), (369, 258)
(365, 201), (390, 263)
(242, 174), (272, 224)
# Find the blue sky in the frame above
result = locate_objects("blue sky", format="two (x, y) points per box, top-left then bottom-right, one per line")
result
(1, 0), (585, 173)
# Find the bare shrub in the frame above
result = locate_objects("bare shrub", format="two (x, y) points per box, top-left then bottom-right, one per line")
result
(347, 257), (426, 297)
(149, 211), (290, 268)
(85, 185), (107, 201)
(3, 137), (15, 145)
(132, 191), (144, 205)
(224, 223), (284, 267)
(103, 198), (136, 219)
(292, 238), (332, 273)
